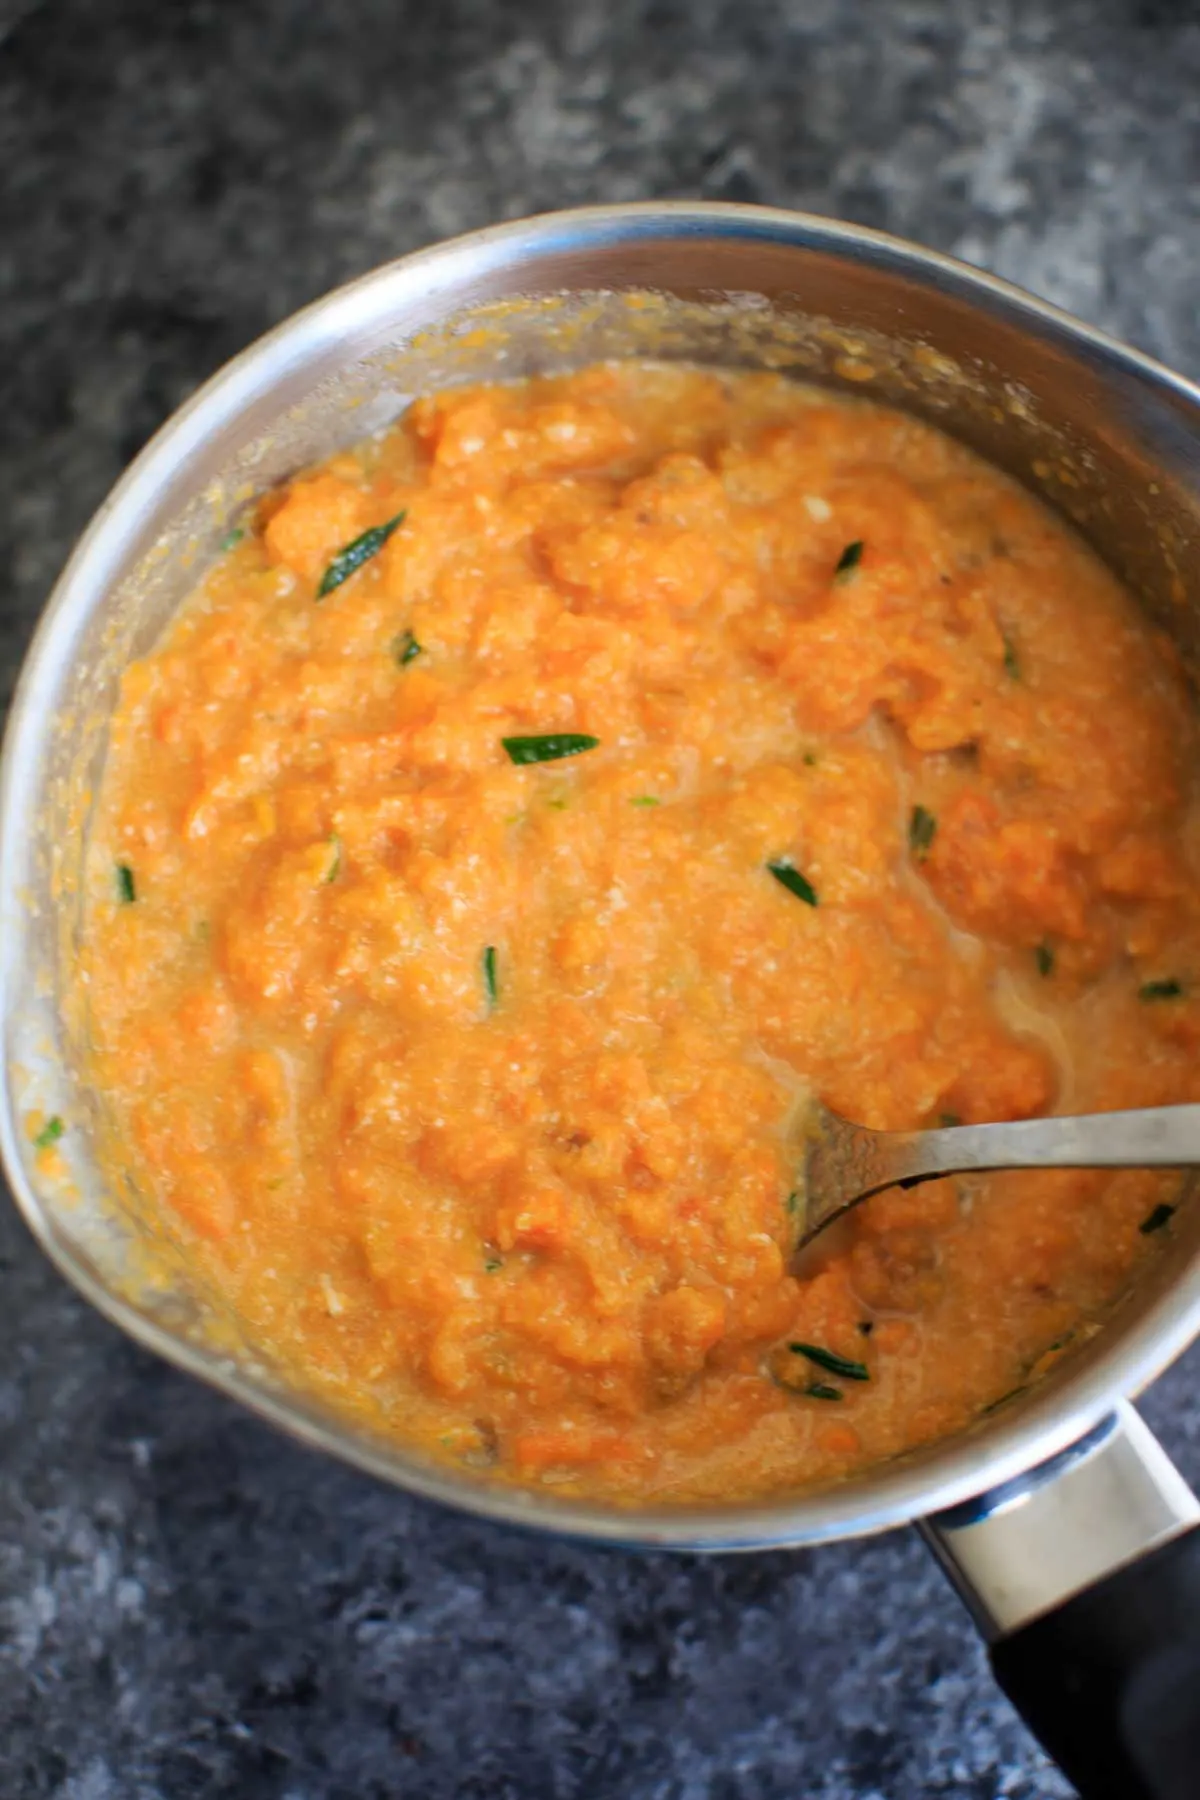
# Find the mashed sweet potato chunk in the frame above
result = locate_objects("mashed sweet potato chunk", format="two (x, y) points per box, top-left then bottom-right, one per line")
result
(83, 364), (1200, 1503)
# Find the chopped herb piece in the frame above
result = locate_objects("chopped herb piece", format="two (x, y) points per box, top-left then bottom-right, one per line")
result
(483, 945), (498, 1007)
(630, 795), (661, 808)
(115, 863), (136, 904)
(805, 1382), (843, 1402)
(785, 1189), (800, 1216)
(803, 751), (818, 768)
(34, 1116), (64, 1150)
(1003, 635), (1021, 680)
(857, 1320), (874, 1337)
(909, 804), (937, 860)
(1046, 1331), (1075, 1353)
(789, 1342), (870, 1382)
(321, 833), (341, 884)
(767, 860), (818, 907)
(939, 1111), (962, 1130)
(1139, 978), (1184, 1001)
(1140, 1202), (1177, 1235)
(983, 1384), (1029, 1415)
(393, 628), (422, 667)
(317, 510), (406, 599)
(502, 734), (600, 765)
(483, 1252), (503, 1273)
(220, 526), (245, 552)
(1036, 942), (1054, 978)
(834, 540), (864, 580)
(545, 797), (569, 811)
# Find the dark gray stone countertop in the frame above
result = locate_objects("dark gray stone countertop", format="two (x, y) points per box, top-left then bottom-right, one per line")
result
(2, 3), (1199, 1795)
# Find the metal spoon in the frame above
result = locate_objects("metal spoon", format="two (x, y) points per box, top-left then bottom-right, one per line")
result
(796, 1100), (1200, 1247)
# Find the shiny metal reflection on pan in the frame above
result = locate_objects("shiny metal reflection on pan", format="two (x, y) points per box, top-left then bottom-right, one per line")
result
(2, 206), (1200, 1799)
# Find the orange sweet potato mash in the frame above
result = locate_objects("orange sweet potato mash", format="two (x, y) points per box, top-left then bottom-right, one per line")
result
(83, 363), (1200, 1503)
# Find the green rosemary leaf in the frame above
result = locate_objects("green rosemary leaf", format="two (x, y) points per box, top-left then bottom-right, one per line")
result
(909, 805), (937, 860)
(1139, 978), (1184, 1001)
(317, 511), (406, 599)
(502, 734), (600, 765)
(789, 1342), (870, 1381)
(982, 1384), (1029, 1415)
(767, 860), (818, 907)
(834, 540), (864, 580)
(393, 629), (422, 667)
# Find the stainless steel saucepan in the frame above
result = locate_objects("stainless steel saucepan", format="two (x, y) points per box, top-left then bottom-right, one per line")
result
(2, 205), (1199, 1799)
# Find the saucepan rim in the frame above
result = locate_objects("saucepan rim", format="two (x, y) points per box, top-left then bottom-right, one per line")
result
(3, 201), (1199, 1550)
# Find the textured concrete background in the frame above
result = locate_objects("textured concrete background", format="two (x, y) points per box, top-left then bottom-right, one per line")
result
(2, 3), (1200, 1796)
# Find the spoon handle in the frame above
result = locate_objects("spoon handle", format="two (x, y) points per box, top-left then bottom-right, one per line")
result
(894, 1104), (1200, 1184)
(802, 1103), (1200, 1244)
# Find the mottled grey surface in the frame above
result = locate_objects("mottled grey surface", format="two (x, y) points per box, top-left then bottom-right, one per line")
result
(3, 2), (1200, 1796)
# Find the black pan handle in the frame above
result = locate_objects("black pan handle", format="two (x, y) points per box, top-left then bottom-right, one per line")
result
(922, 1404), (1200, 1799)
(991, 1522), (1200, 1799)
